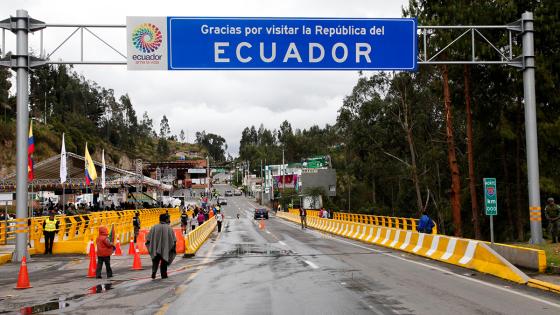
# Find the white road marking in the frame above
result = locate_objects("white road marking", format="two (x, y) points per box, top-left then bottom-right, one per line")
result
(275, 218), (560, 309)
(304, 260), (319, 269)
(278, 241), (287, 246)
(265, 230), (271, 234)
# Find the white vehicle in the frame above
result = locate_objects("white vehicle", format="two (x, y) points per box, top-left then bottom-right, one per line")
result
(75, 194), (94, 205)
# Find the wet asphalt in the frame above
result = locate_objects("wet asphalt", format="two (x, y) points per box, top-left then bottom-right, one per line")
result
(1, 185), (560, 314)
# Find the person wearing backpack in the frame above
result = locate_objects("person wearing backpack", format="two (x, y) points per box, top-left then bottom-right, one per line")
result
(417, 211), (435, 234)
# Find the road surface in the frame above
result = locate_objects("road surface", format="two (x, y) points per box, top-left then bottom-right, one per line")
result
(0, 185), (559, 314)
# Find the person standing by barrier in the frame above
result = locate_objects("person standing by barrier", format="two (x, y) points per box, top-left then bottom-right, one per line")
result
(146, 214), (176, 279)
(197, 211), (205, 227)
(216, 209), (224, 232)
(180, 210), (188, 235)
(190, 212), (196, 231)
(322, 209), (329, 219)
(545, 198), (560, 243)
(43, 212), (59, 254)
(95, 226), (114, 279)
(299, 208), (307, 229)
(133, 212), (141, 243)
(417, 211), (435, 234)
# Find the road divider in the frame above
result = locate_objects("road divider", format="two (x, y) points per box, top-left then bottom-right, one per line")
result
(288, 209), (437, 234)
(277, 211), (530, 284)
(183, 217), (217, 257)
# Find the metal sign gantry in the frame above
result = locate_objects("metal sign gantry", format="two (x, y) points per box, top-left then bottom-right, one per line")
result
(0, 10), (542, 261)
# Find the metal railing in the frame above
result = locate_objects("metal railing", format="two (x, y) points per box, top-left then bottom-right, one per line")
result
(287, 209), (437, 234)
(0, 208), (180, 250)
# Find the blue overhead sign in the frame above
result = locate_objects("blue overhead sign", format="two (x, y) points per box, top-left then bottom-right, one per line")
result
(127, 17), (417, 71)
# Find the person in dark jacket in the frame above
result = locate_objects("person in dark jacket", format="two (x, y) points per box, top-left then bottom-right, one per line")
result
(417, 211), (435, 234)
(132, 212), (141, 243)
(96, 226), (114, 278)
(146, 214), (176, 279)
(180, 210), (189, 234)
(299, 208), (307, 229)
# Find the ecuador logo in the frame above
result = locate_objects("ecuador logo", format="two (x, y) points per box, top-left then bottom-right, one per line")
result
(132, 23), (162, 53)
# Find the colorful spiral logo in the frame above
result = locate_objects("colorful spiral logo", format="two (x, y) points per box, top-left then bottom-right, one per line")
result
(132, 23), (162, 53)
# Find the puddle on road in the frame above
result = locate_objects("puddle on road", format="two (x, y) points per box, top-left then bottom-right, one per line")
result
(13, 283), (116, 314)
(18, 301), (70, 314)
(224, 243), (292, 257)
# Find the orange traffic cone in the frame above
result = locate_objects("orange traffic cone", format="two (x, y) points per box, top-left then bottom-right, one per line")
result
(15, 256), (32, 289)
(131, 248), (143, 270)
(114, 239), (122, 256)
(128, 240), (136, 255)
(87, 243), (97, 278)
(259, 219), (266, 230)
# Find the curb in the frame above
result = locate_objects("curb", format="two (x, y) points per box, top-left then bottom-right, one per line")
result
(528, 278), (560, 294)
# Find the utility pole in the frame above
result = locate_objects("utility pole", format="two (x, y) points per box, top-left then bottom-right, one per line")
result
(206, 155), (210, 198)
(260, 159), (263, 205)
(521, 12), (543, 244)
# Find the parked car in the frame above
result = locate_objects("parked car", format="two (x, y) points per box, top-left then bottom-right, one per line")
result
(254, 208), (269, 220)
(225, 190), (233, 196)
(234, 189), (242, 196)
(218, 197), (227, 205)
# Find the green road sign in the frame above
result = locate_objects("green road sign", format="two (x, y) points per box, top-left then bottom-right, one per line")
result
(484, 178), (497, 216)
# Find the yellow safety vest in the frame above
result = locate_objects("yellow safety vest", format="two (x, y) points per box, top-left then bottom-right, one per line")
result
(44, 218), (57, 232)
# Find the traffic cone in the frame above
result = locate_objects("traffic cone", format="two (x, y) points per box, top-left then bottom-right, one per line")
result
(88, 240), (96, 259)
(87, 243), (97, 278)
(259, 219), (265, 230)
(128, 240), (135, 255)
(131, 248), (143, 270)
(114, 239), (122, 256)
(15, 256), (32, 289)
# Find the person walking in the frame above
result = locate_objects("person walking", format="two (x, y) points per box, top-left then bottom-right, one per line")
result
(43, 212), (59, 254)
(180, 210), (188, 235)
(215, 209), (224, 232)
(146, 214), (176, 279)
(197, 211), (205, 227)
(299, 208), (307, 229)
(416, 211), (435, 234)
(190, 212), (197, 231)
(545, 198), (560, 243)
(132, 212), (141, 243)
(95, 226), (114, 279)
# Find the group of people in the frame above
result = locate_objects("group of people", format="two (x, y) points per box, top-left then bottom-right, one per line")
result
(180, 204), (225, 234)
(95, 212), (177, 279)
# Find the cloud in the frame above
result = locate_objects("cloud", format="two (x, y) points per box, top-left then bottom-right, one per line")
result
(1, 0), (407, 156)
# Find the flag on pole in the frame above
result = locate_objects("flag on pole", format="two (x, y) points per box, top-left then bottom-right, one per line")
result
(101, 149), (106, 189)
(27, 121), (34, 181)
(60, 133), (67, 184)
(84, 143), (97, 185)
(108, 224), (115, 244)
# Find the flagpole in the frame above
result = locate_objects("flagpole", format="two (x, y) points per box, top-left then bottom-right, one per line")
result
(62, 185), (65, 214)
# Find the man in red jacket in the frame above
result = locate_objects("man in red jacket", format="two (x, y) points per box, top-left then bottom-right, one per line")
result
(96, 226), (115, 279)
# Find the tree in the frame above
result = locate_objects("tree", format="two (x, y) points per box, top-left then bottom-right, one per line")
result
(159, 115), (171, 139)
(179, 129), (185, 142)
(196, 131), (227, 162)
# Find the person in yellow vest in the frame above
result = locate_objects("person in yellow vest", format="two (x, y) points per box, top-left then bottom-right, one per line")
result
(43, 212), (59, 254)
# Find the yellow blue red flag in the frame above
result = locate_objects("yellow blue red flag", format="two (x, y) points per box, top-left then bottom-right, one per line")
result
(84, 143), (97, 185)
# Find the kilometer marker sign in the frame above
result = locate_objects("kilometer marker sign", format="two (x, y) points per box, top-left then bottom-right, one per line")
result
(126, 17), (417, 71)
(484, 178), (497, 216)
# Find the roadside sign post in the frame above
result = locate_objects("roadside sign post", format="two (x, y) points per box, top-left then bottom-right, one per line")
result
(484, 178), (497, 244)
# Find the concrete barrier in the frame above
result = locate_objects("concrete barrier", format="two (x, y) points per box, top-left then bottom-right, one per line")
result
(488, 243), (546, 272)
(277, 212), (530, 284)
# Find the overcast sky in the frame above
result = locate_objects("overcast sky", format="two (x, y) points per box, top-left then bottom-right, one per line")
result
(1, 0), (408, 156)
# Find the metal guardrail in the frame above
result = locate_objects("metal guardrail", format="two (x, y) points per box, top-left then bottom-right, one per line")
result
(0, 208), (180, 251)
(287, 209), (437, 234)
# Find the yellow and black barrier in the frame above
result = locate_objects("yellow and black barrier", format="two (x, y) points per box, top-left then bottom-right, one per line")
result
(0, 208), (180, 257)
